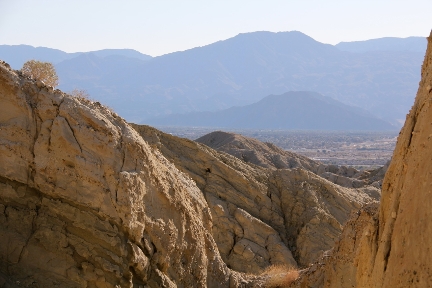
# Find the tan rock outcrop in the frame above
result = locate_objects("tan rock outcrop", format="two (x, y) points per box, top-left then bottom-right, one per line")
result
(196, 131), (319, 171)
(269, 168), (376, 267)
(0, 58), (382, 287)
(293, 32), (432, 288)
(197, 130), (386, 190)
(0, 62), (243, 287)
(291, 203), (379, 288)
(131, 125), (378, 270)
(131, 125), (296, 274)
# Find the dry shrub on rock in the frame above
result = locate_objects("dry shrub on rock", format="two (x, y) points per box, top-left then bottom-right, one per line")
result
(21, 60), (59, 87)
(70, 88), (116, 114)
(70, 88), (91, 101)
(261, 265), (299, 287)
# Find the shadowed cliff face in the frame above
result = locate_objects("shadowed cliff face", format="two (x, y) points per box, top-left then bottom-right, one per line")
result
(293, 32), (432, 288)
(0, 62), (250, 287)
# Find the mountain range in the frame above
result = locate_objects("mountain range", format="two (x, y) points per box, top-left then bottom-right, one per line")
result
(0, 32), (426, 126)
(335, 36), (426, 53)
(145, 91), (396, 130)
(0, 44), (152, 68)
(1, 31), (432, 286)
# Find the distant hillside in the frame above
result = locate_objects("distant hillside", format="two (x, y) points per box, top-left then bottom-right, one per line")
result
(0, 44), (152, 69)
(196, 130), (388, 189)
(55, 53), (146, 97)
(336, 36), (426, 53)
(145, 91), (396, 131)
(196, 130), (320, 171)
(57, 31), (424, 125)
(0, 32), (424, 125)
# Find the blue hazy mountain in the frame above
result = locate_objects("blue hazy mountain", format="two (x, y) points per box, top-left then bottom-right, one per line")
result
(0, 32), (425, 126)
(0, 44), (152, 69)
(57, 31), (423, 125)
(336, 37), (426, 53)
(144, 91), (396, 131)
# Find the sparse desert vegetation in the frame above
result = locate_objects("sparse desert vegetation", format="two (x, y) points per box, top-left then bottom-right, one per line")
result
(21, 59), (58, 87)
(261, 265), (299, 288)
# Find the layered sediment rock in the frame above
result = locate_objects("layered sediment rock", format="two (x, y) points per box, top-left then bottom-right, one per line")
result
(197, 130), (386, 190)
(131, 125), (296, 273)
(132, 125), (379, 270)
(0, 58), (382, 287)
(0, 62), (239, 287)
(196, 131), (319, 171)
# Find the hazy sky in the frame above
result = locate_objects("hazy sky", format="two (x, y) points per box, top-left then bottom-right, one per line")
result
(1, 0), (431, 56)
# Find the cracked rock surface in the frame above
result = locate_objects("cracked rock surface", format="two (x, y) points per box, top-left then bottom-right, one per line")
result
(131, 125), (379, 271)
(0, 58), (381, 287)
(197, 130), (388, 190)
(0, 62), (258, 287)
(196, 131), (319, 172)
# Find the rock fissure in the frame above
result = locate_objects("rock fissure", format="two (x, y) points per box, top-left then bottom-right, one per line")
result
(62, 116), (83, 154)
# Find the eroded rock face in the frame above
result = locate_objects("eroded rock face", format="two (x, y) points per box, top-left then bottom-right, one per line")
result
(196, 131), (319, 172)
(356, 31), (432, 288)
(269, 168), (376, 267)
(0, 62), (239, 287)
(132, 125), (379, 271)
(0, 58), (382, 287)
(197, 130), (386, 190)
(294, 32), (432, 288)
(292, 203), (379, 288)
(131, 125), (296, 274)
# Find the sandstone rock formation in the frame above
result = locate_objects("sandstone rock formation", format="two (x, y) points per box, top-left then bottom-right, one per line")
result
(0, 58), (381, 287)
(0, 61), (248, 287)
(291, 203), (380, 288)
(131, 125), (379, 270)
(197, 130), (386, 191)
(293, 32), (432, 288)
(317, 162), (388, 191)
(196, 131), (319, 171)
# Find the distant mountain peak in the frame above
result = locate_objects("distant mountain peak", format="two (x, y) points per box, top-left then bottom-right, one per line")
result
(145, 91), (397, 131)
(0, 45), (152, 69)
(1, 32), (422, 125)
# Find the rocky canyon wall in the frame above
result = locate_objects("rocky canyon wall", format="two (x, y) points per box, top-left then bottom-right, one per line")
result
(0, 58), (382, 287)
(131, 125), (379, 272)
(356, 29), (432, 288)
(293, 31), (432, 288)
(0, 62), (242, 287)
